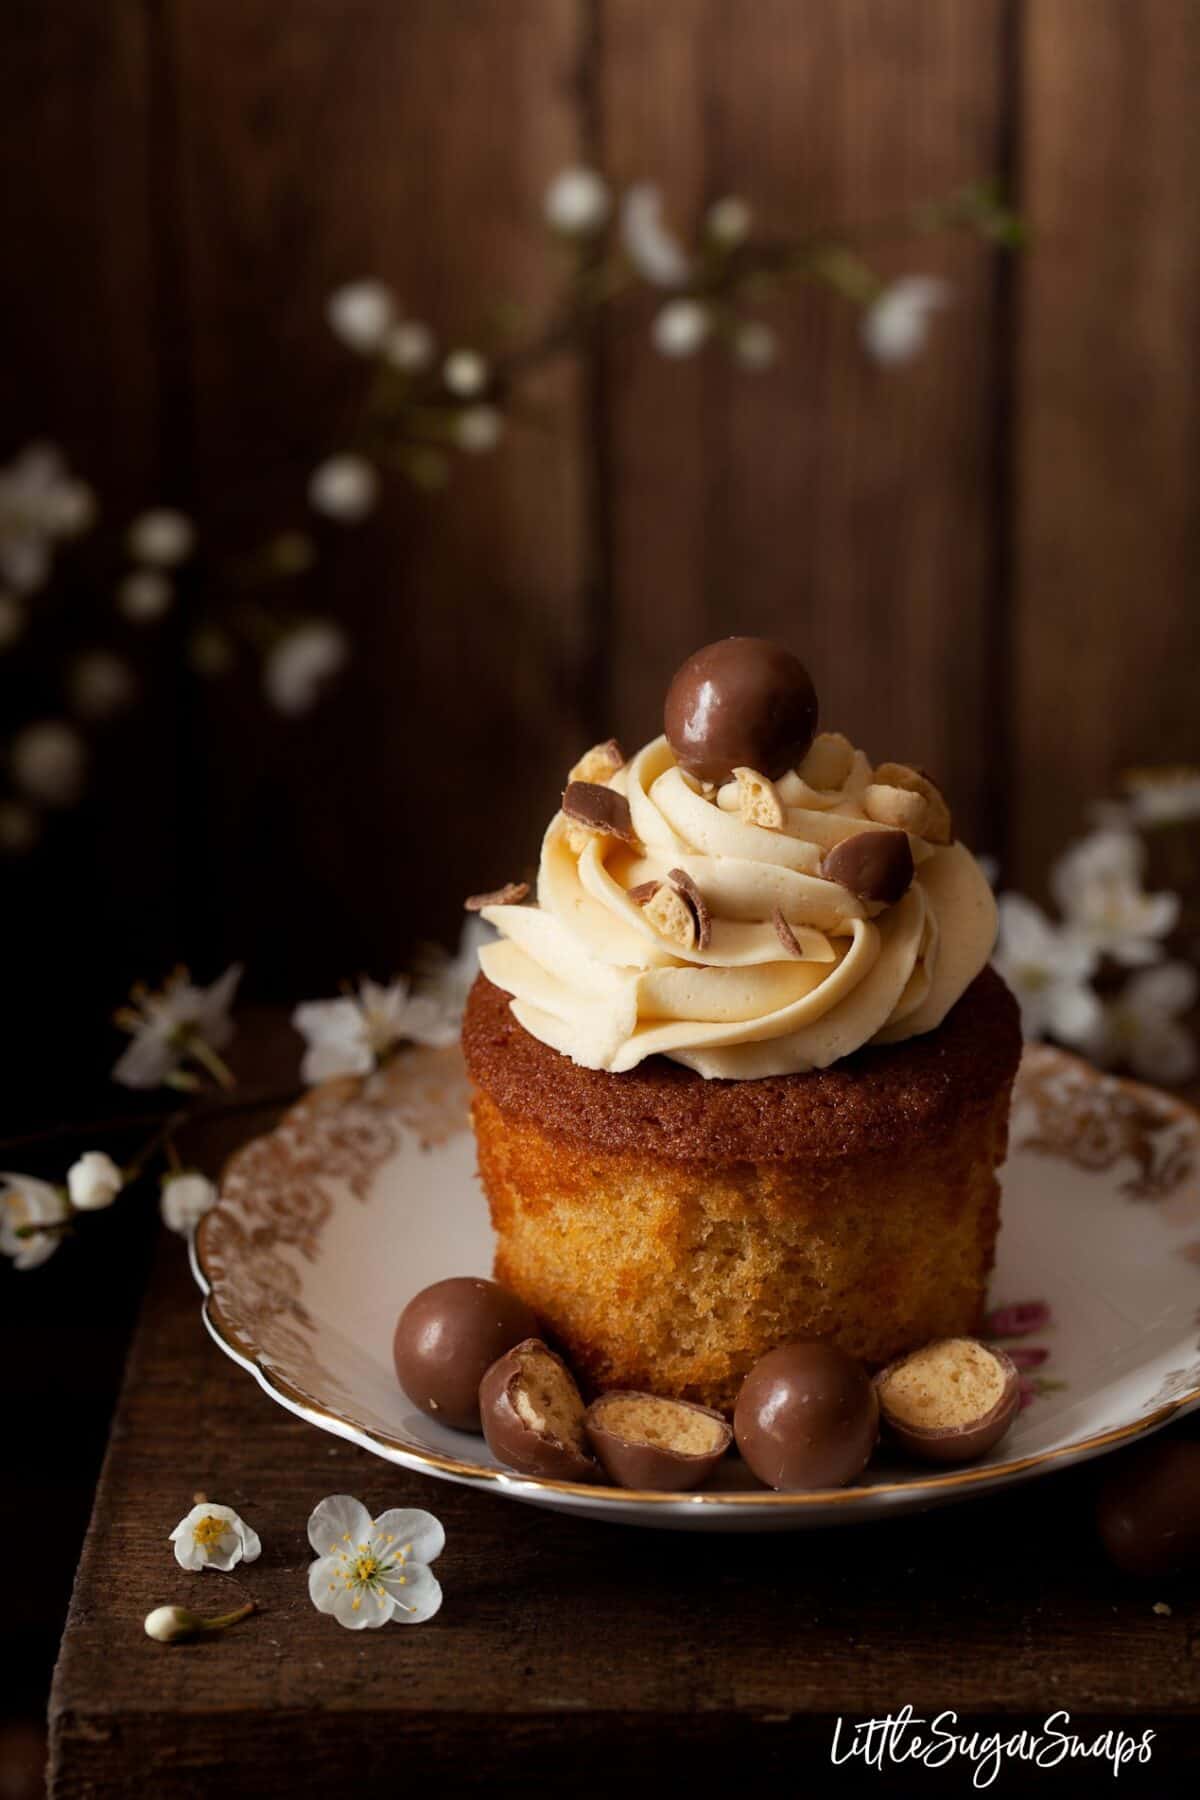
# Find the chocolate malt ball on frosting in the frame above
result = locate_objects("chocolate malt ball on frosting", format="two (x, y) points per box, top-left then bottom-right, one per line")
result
(663, 637), (819, 785)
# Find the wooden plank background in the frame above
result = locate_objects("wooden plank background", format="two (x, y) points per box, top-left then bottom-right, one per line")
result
(4, 0), (1200, 1104)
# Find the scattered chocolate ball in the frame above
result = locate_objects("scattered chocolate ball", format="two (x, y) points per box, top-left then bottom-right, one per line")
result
(663, 637), (819, 786)
(479, 1338), (599, 1483)
(1095, 1435), (1200, 1578)
(393, 1276), (538, 1432)
(734, 1341), (878, 1490)
(821, 828), (915, 907)
(584, 1391), (732, 1492)
(874, 1338), (1020, 1465)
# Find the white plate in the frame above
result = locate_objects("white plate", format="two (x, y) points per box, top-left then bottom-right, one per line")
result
(193, 1043), (1200, 1531)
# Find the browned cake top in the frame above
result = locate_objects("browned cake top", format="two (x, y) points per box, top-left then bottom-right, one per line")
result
(462, 965), (1021, 1165)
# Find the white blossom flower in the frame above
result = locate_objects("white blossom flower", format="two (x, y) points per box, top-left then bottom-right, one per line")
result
(293, 976), (452, 1084)
(112, 964), (242, 1090)
(621, 183), (692, 287)
(0, 801), (38, 855)
(454, 406), (504, 453)
(733, 319), (777, 370)
(307, 1494), (443, 1630)
(861, 276), (952, 365)
(1, 1173), (68, 1271)
(412, 914), (495, 1036)
(706, 195), (752, 246)
(11, 718), (87, 807)
(127, 509), (195, 567)
(308, 455), (379, 522)
(161, 1170), (218, 1235)
(1051, 829), (1179, 966)
(69, 650), (137, 720)
(0, 443), (96, 594)
(0, 592), (25, 650)
(1076, 963), (1199, 1086)
(653, 299), (710, 358)
(145, 1599), (255, 1643)
(67, 1151), (123, 1212)
(264, 620), (349, 716)
(443, 349), (489, 398)
(170, 1502), (261, 1573)
(1120, 767), (1200, 828)
(326, 279), (396, 353)
(117, 568), (174, 622)
(384, 320), (435, 372)
(992, 893), (1102, 1044)
(545, 166), (611, 235)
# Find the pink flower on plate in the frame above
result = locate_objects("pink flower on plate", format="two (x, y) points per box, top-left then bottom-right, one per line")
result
(983, 1300), (1052, 1338)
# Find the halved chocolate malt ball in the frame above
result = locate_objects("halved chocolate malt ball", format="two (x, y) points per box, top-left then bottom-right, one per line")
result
(664, 637), (819, 785)
(874, 1337), (1019, 1465)
(1095, 1435), (1200, 1577)
(584, 1391), (732, 1491)
(393, 1277), (539, 1432)
(479, 1338), (599, 1483)
(820, 828), (914, 906)
(734, 1341), (878, 1490)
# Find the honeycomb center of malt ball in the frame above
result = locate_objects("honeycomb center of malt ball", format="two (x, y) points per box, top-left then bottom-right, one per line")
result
(879, 1339), (1006, 1429)
(513, 1352), (586, 1447)
(599, 1396), (724, 1455)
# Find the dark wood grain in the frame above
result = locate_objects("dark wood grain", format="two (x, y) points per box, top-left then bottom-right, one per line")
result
(598, 0), (1010, 853)
(48, 1054), (1200, 1797)
(163, 0), (594, 989)
(1011, 0), (1200, 887)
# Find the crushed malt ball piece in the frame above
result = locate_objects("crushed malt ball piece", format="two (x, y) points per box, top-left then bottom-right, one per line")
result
(667, 867), (712, 951)
(479, 1338), (598, 1483)
(733, 766), (785, 830)
(643, 881), (697, 951)
(871, 763), (953, 845)
(562, 780), (638, 846)
(626, 879), (662, 906)
(464, 881), (530, 912)
(799, 731), (855, 791)
(584, 1391), (732, 1491)
(863, 781), (929, 836)
(874, 1337), (1019, 1465)
(568, 738), (624, 785)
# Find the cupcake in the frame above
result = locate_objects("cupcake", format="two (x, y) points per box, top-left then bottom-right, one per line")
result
(462, 638), (1020, 1413)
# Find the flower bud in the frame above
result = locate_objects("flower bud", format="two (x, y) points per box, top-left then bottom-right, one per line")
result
(67, 1150), (123, 1212)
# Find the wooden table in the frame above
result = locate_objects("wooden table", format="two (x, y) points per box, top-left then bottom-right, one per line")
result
(48, 1098), (1200, 1798)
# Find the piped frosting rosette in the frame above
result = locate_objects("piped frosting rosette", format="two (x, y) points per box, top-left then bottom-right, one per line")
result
(478, 731), (997, 1079)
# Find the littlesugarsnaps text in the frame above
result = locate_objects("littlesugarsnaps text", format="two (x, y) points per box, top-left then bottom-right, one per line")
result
(830, 1709), (1154, 1787)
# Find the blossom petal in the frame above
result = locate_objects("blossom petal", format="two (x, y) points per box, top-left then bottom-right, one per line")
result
(111, 1025), (176, 1089)
(1041, 981), (1104, 1046)
(1126, 961), (1199, 1021)
(372, 1508), (445, 1566)
(238, 1522), (262, 1564)
(377, 1562), (443, 1624)
(308, 1555), (396, 1629)
(307, 1493), (374, 1557)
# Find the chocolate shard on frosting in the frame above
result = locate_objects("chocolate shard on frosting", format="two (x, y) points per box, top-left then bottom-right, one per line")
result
(627, 879), (662, 906)
(772, 906), (806, 958)
(820, 829), (914, 907)
(465, 881), (530, 912)
(562, 781), (638, 846)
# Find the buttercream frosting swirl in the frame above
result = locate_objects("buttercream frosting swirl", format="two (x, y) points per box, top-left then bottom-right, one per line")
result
(479, 731), (997, 1079)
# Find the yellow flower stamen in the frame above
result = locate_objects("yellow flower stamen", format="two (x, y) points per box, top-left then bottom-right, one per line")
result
(193, 1514), (230, 1552)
